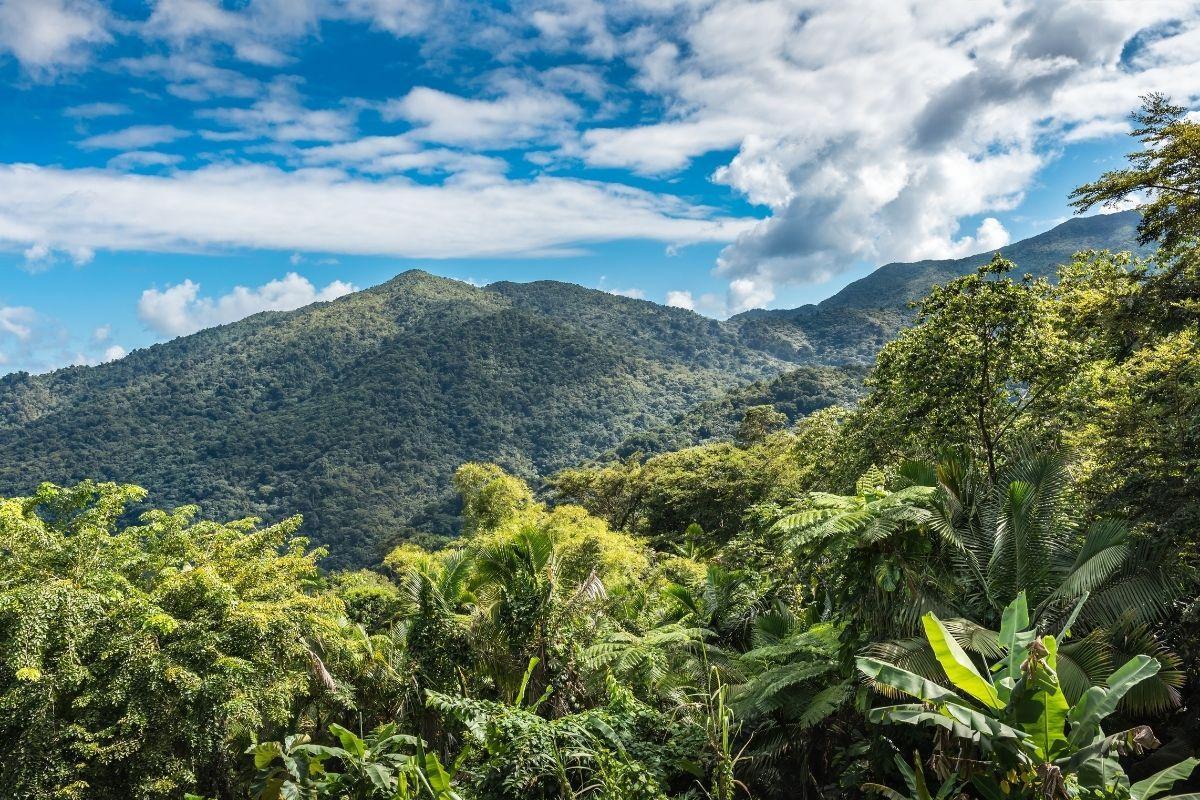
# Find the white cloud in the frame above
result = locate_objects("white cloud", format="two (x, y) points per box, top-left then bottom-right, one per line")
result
(101, 344), (127, 362)
(22, 242), (52, 265)
(298, 135), (509, 176)
(385, 84), (579, 148)
(664, 290), (695, 310)
(145, 0), (295, 66)
(0, 306), (36, 342)
(199, 79), (357, 143)
(118, 54), (262, 101)
(564, 0), (1200, 304)
(92, 324), (111, 343)
(107, 151), (185, 171)
(65, 101), (130, 118)
(606, 287), (645, 299)
(948, 217), (1011, 258)
(0, 162), (754, 261)
(138, 272), (357, 337)
(21, 242), (93, 271)
(80, 125), (191, 150)
(0, 0), (111, 77)
(727, 277), (774, 314)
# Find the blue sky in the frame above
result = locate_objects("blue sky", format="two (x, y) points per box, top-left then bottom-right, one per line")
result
(1, 0), (1199, 374)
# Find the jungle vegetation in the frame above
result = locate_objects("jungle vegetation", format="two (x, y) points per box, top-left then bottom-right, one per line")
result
(1, 96), (1197, 800)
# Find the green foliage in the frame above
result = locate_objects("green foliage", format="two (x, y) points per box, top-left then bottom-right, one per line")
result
(735, 404), (789, 446)
(552, 407), (855, 548)
(0, 211), (1144, 570)
(855, 254), (1067, 480)
(0, 272), (806, 569)
(249, 722), (463, 800)
(1071, 94), (1200, 254)
(1, 111), (1196, 800)
(0, 481), (349, 799)
(859, 596), (1199, 800)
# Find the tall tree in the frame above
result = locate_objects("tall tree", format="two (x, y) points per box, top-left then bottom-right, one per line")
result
(1071, 93), (1200, 254)
(854, 255), (1067, 481)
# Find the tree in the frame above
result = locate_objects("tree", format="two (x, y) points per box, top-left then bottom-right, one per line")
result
(1051, 248), (1200, 551)
(880, 447), (1187, 715)
(1071, 94), (1200, 254)
(855, 255), (1067, 482)
(735, 405), (788, 447)
(0, 481), (350, 800)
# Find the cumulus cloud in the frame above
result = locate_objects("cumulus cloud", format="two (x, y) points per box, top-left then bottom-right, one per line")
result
(0, 0), (111, 77)
(568, 0), (1200, 303)
(101, 344), (126, 362)
(384, 84), (579, 149)
(0, 163), (754, 261)
(605, 286), (645, 299)
(138, 272), (357, 337)
(727, 277), (774, 314)
(664, 290), (695, 310)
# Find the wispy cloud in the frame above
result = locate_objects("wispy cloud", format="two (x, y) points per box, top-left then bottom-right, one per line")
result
(79, 124), (190, 150)
(0, 163), (755, 261)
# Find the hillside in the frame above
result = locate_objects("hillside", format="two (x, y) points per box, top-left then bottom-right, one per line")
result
(728, 210), (1147, 364)
(0, 271), (813, 567)
(0, 213), (1143, 566)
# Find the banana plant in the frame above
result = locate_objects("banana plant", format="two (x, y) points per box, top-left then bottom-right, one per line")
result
(863, 751), (964, 800)
(857, 592), (1198, 800)
(248, 722), (463, 800)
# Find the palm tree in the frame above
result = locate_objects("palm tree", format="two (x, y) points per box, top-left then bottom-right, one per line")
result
(775, 447), (1187, 714)
(875, 446), (1187, 713)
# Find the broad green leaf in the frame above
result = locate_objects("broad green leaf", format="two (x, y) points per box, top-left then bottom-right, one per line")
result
(894, 753), (919, 798)
(425, 752), (454, 797)
(922, 613), (1002, 709)
(868, 704), (987, 743)
(1013, 636), (1069, 760)
(250, 742), (282, 770)
(1131, 758), (1200, 800)
(364, 763), (394, 791)
(857, 657), (969, 706)
(1068, 655), (1160, 746)
(942, 703), (1029, 741)
(999, 592), (1029, 652)
(328, 724), (367, 758)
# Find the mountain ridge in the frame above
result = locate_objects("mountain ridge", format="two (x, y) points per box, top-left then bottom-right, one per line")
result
(0, 212), (1145, 566)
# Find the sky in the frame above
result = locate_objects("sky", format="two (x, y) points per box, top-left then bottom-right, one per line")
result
(1, 0), (1199, 374)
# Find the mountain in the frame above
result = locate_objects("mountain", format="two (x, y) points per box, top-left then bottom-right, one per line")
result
(0, 213), (1144, 566)
(727, 210), (1146, 364)
(0, 271), (831, 567)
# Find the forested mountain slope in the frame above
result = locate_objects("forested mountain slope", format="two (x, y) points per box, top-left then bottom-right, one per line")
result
(0, 271), (805, 566)
(0, 214), (1141, 566)
(728, 210), (1146, 364)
